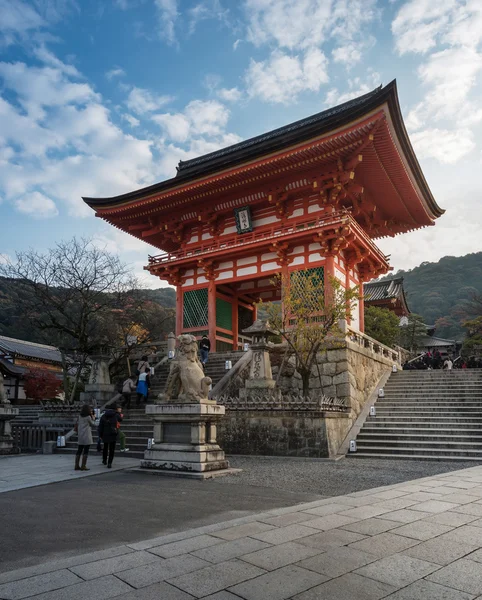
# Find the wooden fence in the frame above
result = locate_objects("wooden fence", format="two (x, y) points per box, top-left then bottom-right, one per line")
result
(11, 424), (67, 452)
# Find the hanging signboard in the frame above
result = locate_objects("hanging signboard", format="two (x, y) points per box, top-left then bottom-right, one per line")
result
(234, 206), (253, 234)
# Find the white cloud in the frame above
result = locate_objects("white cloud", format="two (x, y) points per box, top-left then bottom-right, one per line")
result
(126, 86), (173, 114)
(410, 128), (476, 164)
(152, 112), (191, 142)
(325, 71), (381, 106)
(243, 0), (376, 56)
(245, 48), (328, 104)
(392, 0), (482, 167)
(408, 47), (482, 126)
(218, 87), (242, 102)
(106, 67), (126, 80)
(155, 0), (179, 45)
(14, 191), (58, 219)
(122, 113), (140, 127)
(0, 54), (158, 218)
(0, 60), (98, 120)
(153, 99), (232, 141)
(0, 0), (45, 43)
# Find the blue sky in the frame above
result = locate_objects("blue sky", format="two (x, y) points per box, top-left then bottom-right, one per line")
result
(1, 0), (481, 288)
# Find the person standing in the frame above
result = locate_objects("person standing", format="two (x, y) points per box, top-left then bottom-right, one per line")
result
(75, 404), (95, 471)
(121, 376), (136, 409)
(444, 357), (453, 370)
(199, 335), (211, 366)
(137, 355), (149, 375)
(98, 405), (119, 468)
(116, 406), (129, 452)
(136, 371), (148, 406)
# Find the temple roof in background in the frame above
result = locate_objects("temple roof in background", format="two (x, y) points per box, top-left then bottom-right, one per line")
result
(0, 335), (63, 365)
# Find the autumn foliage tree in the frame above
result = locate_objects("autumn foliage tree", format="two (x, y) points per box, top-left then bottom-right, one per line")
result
(262, 271), (359, 396)
(23, 368), (62, 402)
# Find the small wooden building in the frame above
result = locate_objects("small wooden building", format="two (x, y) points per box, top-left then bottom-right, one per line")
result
(0, 335), (63, 402)
(363, 277), (410, 318)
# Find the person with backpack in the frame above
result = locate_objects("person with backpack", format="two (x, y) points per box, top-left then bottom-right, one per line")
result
(98, 404), (120, 468)
(75, 404), (95, 471)
(121, 376), (136, 409)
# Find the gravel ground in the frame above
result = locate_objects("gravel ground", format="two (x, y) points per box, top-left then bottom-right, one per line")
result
(221, 456), (480, 496)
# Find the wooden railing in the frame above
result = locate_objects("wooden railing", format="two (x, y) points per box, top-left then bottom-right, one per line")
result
(148, 211), (389, 266)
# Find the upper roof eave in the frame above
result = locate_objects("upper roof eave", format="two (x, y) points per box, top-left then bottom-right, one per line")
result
(83, 80), (443, 220)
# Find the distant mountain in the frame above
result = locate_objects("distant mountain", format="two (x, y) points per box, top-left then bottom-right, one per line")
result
(0, 277), (176, 344)
(383, 252), (482, 340)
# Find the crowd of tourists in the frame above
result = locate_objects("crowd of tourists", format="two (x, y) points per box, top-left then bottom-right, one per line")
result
(403, 350), (482, 370)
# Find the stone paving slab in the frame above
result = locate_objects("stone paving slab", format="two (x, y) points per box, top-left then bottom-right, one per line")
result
(3, 464), (482, 598)
(0, 455), (139, 493)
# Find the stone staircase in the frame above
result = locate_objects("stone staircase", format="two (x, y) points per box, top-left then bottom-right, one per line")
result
(62, 351), (247, 459)
(149, 351), (245, 398)
(349, 369), (482, 461)
(11, 405), (41, 425)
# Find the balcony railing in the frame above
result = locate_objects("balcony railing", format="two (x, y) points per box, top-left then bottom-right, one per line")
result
(148, 211), (388, 266)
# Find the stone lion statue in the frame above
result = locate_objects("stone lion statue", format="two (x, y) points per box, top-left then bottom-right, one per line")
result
(159, 334), (212, 403)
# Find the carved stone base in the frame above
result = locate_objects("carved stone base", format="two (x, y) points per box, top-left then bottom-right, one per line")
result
(80, 383), (116, 407)
(140, 403), (236, 478)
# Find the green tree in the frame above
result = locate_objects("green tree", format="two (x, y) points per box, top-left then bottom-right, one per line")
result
(0, 238), (137, 402)
(262, 271), (359, 396)
(398, 313), (427, 352)
(461, 317), (482, 357)
(364, 306), (400, 348)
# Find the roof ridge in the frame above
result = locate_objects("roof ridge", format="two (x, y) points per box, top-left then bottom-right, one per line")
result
(176, 85), (384, 174)
(0, 335), (59, 351)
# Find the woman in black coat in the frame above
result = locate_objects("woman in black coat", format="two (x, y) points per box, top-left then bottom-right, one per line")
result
(98, 406), (119, 468)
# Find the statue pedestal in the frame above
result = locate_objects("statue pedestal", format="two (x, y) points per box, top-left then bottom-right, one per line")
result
(0, 404), (20, 455)
(140, 403), (237, 479)
(80, 383), (116, 407)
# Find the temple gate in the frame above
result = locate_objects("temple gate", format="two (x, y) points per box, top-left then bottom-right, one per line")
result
(84, 81), (443, 352)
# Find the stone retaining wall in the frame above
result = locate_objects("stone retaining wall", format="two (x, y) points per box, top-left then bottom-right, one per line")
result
(218, 410), (350, 457)
(218, 334), (397, 457)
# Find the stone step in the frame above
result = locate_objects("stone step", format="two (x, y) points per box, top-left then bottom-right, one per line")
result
(365, 421), (482, 428)
(348, 445), (482, 458)
(366, 416), (482, 423)
(357, 437), (482, 447)
(348, 453), (482, 461)
(362, 426), (482, 434)
(357, 431), (482, 445)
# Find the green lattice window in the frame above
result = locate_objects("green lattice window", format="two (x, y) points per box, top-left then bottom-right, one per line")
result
(216, 297), (232, 331)
(238, 305), (253, 332)
(183, 288), (208, 328)
(289, 267), (324, 314)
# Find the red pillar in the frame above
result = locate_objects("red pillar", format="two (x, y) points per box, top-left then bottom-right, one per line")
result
(208, 280), (216, 351)
(176, 286), (183, 336)
(359, 284), (365, 333)
(345, 266), (352, 326)
(232, 296), (238, 350)
(324, 255), (335, 306)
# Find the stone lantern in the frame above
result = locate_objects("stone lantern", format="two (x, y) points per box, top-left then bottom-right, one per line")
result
(80, 346), (115, 407)
(0, 370), (19, 455)
(241, 320), (277, 396)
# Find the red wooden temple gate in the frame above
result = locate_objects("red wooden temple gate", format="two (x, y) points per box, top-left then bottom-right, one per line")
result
(84, 81), (443, 351)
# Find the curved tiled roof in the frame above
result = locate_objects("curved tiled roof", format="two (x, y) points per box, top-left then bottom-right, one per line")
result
(0, 335), (63, 364)
(83, 80), (443, 222)
(176, 86), (383, 177)
(363, 277), (405, 302)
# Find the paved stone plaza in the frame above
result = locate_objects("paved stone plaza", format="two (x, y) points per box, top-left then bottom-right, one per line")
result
(2, 463), (482, 599)
(0, 455), (139, 493)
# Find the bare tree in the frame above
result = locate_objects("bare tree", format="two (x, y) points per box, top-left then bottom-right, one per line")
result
(262, 272), (359, 396)
(0, 238), (138, 402)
